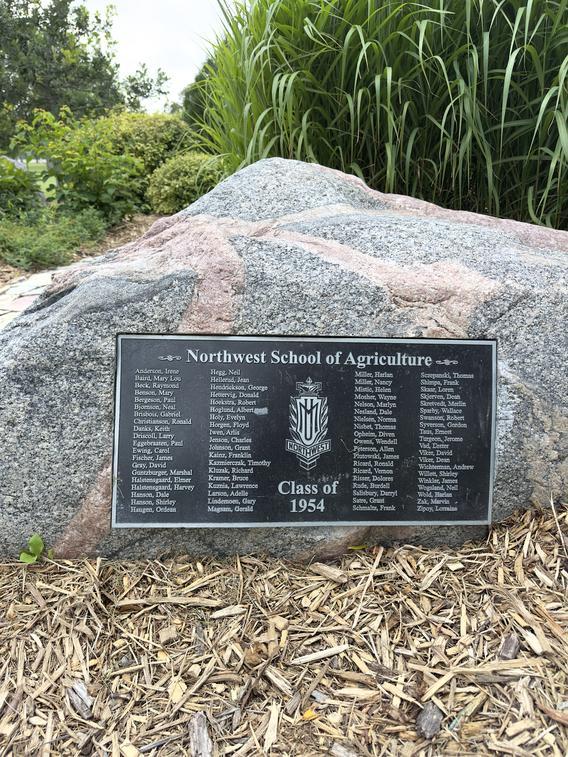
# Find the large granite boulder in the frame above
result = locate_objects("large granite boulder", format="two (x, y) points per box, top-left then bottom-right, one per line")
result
(0, 158), (566, 559)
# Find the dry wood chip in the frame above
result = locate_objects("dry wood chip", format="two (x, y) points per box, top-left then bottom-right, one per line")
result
(188, 712), (213, 757)
(333, 670), (374, 686)
(66, 680), (93, 720)
(115, 596), (222, 611)
(41, 711), (53, 757)
(487, 739), (533, 756)
(210, 605), (247, 619)
(519, 628), (546, 655)
(310, 562), (348, 584)
(267, 619), (279, 657)
(32, 662), (67, 699)
(505, 718), (537, 737)
(536, 700), (568, 726)
(167, 678), (187, 704)
(422, 671), (454, 701)
(284, 690), (302, 717)
(119, 743), (141, 757)
(330, 743), (362, 757)
(381, 681), (420, 705)
(289, 644), (349, 665)
(270, 615), (289, 631)
(448, 691), (487, 731)
(263, 665), (294, 697)
(263, 702), (280, 752)
(334, 687), (379, 700)
(158, 625), (178, 644)
(499, 633), (521, 660)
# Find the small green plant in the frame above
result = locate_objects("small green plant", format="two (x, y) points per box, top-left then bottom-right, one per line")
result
(147, 151), (225, 214)
(19, 534), (53, 564)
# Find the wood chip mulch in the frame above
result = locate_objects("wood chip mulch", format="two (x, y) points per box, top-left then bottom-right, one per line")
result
(0, 505), (566, 756)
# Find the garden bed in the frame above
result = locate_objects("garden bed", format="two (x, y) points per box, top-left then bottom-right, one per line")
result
(0, 214), (162, 287)
(0, 506), (566, 755)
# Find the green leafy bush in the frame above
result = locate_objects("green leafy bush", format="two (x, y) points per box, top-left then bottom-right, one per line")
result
(147, 152), (225, 214)
(102, 111), (194, 177)
(0, 206), (106, 270)
(202, 0), (568, 227)
(12, 110), (195, 217)
(12, 109), (143, 224)
(0, 156), (41, 215)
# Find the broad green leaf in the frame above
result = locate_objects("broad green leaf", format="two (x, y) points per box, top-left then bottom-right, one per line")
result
(19, 551), (38, 564)
(28, 534), (44, 557)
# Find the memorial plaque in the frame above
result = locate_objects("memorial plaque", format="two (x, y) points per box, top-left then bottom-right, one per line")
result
(112, 335), (496, 528)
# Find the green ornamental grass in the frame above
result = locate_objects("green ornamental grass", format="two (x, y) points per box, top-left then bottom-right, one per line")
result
(200, 0), (568, 227)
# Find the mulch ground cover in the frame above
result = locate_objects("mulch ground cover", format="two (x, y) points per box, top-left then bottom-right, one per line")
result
(0, 505), (566, 756)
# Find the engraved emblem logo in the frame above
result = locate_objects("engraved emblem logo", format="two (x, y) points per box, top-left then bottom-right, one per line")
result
(286, 377), (331, 470)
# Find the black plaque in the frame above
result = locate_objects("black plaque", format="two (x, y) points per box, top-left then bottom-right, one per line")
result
(112, 335), (496, 528)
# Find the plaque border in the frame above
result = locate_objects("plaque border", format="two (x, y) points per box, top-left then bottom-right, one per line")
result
(112, 334), (497, 529)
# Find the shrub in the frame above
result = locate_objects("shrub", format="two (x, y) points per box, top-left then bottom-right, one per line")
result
(147, 152), (225, 214)
(12, 109), (143, 224)
(102, 111), (194, 177)
(12, 110), (195, 217)
(0, 207), (106, 270)
(0, 156), (41, 215)
(202, 0), (568, 228)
